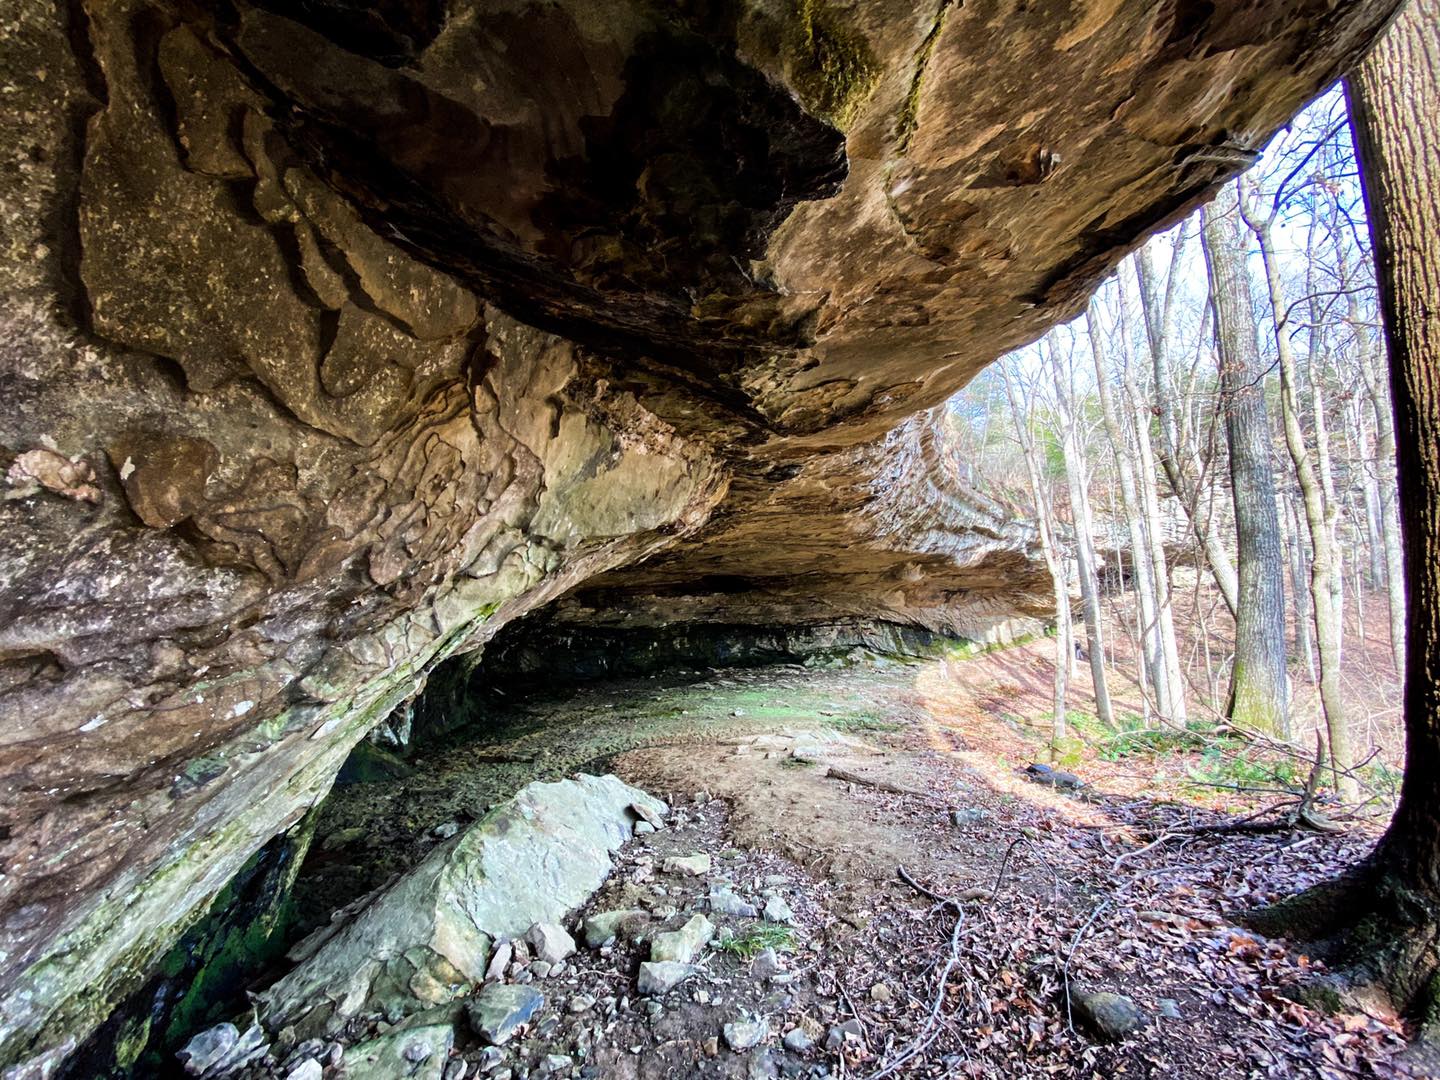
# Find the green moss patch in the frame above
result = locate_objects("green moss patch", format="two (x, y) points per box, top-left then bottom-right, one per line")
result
(895, 0), (953, 153)
(784, 0), (882, 130)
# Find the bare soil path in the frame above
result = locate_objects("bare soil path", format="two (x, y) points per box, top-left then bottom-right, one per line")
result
(292, 656), (1415, 1079)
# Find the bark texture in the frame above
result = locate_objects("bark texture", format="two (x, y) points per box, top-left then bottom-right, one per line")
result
(1201, 184), (1292, 739)
(1252, 0), (1440, 1053)
(1350, 0), (1440, 903)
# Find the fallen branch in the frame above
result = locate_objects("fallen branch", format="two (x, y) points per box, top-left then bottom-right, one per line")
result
(863, 867), (968, 1080)
(825, 766), (925, 798)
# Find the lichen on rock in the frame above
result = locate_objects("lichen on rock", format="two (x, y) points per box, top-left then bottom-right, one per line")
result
(256, 774), (662, 1038)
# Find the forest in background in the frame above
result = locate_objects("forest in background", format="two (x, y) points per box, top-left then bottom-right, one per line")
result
(945, 87), (1404, 817)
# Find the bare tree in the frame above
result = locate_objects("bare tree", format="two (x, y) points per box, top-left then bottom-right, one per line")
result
(1136, 234), (1242, 617)
(1240, 182), (1355, 796)
(1259, 0), (1440, 1049)
(1001, 360), (1074, 754)
(1201, 182), (1291, 740)
(1044, 333), (1116, 730)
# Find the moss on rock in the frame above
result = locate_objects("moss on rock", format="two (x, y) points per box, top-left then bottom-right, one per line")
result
(783, 0), (882, 130)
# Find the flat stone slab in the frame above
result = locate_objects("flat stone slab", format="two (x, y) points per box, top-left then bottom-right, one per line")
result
(344, 1023), (453, 1080)
(583, 909), (651, 948)
(637, 961), (699, 996)
(662, 854), (711, 876)
(467, 984), (545, 1045)
(257, 774), (663, 1037)
(650, 914), (713, 964)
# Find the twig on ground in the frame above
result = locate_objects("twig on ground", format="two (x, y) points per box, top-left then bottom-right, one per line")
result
(861, 874), (967, 1080)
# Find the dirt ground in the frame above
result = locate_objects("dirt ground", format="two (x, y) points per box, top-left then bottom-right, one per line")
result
(289, 651), (1418, 1080)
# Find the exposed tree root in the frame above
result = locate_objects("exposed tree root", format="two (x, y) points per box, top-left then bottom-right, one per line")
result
(1246, 861), (1440, 1068)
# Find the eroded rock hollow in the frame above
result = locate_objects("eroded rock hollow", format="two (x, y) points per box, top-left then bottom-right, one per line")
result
(0, 0), (1398, 1071)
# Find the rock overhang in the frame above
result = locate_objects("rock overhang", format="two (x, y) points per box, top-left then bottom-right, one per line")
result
(0, 0), (1403, 1071)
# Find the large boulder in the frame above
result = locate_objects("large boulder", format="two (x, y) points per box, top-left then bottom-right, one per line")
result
(257, 774), (661, 1037)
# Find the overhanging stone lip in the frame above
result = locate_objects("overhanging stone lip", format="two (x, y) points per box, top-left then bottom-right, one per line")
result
(0, 0), (1406, 1072)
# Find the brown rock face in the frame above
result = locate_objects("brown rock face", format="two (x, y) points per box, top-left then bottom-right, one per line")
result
(0, 0), (1396, 1069)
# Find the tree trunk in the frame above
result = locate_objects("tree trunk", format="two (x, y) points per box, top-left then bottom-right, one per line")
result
(1243, 199), (1356, 796)
(1088, 306), (1169, 725)
(1003, 364), (1073, 755)
(1283, 487), (1318, 684)
(1201, 183), (1292, 740)
(1136, 247), (1242, 617)
(1046, 339), (1115, 730)
(1357, 304), (1408, 676)
(1256, 0), (1440, 1050)
(1119, 265), (1191, 724)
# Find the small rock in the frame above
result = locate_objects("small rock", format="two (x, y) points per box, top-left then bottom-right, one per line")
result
(529, 960), (552, 979)
(949, 808), (987, 827)
(631, 802), (665, 829)
(486, 942), (513, 983)
(746, 1049), (778, 1080)
(177, 1022), (268, 1078)
(443, 1059), (469, 1080)
(476, 1046), (505, 1073)
(526, 922), (576, 964)
(637, 961), (698, 996)
(432, 821), (462, 839)
(650, 914), (714, 964)
(703, 1037), (719, 1057)
(344, 1025), (452, 1080)
(723, 1017), (769, 1052)
(663, 854), (711, 877)
(634, 821), (656, 835)
(582, 909), (650, 948)
(710, 886), (759, 918)
(323, 1043), (343, 1067)
(782, 1028), (814, 1053)
(569, 994), (595, 1014)
(760, 990), (793, 1013)
(750, 948), (782, 981)
(280, 1039), (325, 1073)
(1157, 998), (1182, 1020)
(541, 1054), (573, 1075)
(762, 896), (795, 925)
(511, 939), (531, 965)
(1024, 763), (1084, 790)
(1070, 989), (1147, 1041)
(177, 1024), (238, 1076)
(467, 984), (545, 1045)
(285, 1060), (323, 1080)
(869, 983), (892, 1004)
(824, 1020), (863, 1051)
